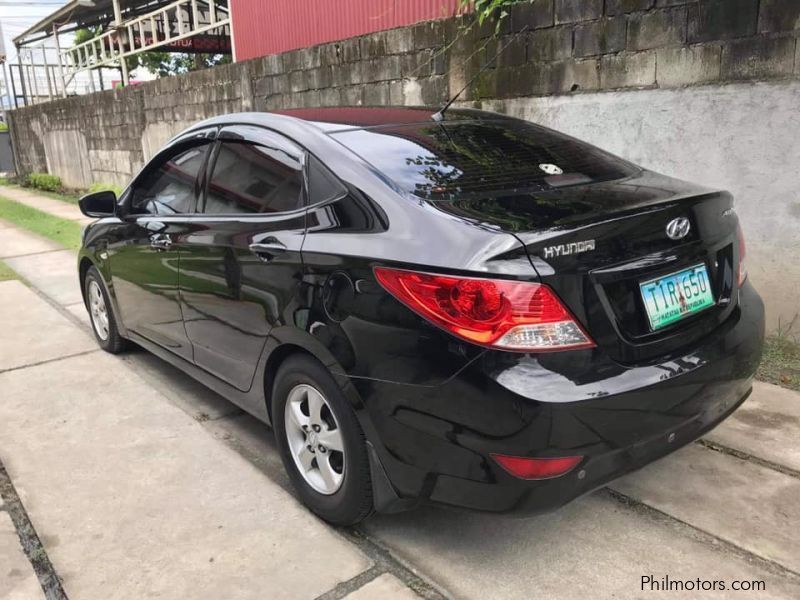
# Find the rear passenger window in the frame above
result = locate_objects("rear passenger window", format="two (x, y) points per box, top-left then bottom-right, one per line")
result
(204, 142), (303, 214)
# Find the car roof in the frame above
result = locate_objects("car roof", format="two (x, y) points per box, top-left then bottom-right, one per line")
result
(184, 106), (512, 139)
(272, 106), (506, 130)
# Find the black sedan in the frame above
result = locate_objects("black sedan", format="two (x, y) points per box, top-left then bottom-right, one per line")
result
(77, 107), (764, 525)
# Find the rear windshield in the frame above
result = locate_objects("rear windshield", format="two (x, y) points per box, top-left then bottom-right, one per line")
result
(331, 120), (637, 199)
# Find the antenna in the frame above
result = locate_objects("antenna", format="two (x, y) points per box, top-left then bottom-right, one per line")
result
(432, 24), (529, 122)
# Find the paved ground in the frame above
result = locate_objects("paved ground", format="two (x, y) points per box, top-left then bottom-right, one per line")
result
(0, 186), (91, 226)
(0, 499), (42, 600)
(1, 203), (799, 599)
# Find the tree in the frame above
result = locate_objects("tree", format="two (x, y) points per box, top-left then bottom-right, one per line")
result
(136, 52), (230, 78)
(459, 0), (523, 33)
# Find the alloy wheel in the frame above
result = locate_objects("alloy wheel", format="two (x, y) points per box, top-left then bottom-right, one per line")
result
(88, 280), (110, 341)
(284, 383), (345, 495)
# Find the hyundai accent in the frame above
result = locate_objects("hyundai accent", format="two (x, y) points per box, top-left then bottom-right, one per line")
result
(77, 107), (764, 525)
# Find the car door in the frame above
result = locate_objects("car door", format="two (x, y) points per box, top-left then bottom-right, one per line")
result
(179, 125), (307, 391)
(108, 129), (215, 360)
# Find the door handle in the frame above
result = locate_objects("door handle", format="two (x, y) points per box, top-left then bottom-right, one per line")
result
(249, 239), (287, 261)
(150, 234), (173, 251)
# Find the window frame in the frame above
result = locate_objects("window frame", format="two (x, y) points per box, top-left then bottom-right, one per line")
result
(200, 125), (308, 218)
(123, 128), (217, 219)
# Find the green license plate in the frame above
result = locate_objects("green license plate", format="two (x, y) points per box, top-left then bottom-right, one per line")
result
(639, 264), (714, 331)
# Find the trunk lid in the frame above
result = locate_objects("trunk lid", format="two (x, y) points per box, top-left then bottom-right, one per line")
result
(431, 170), (741, 364)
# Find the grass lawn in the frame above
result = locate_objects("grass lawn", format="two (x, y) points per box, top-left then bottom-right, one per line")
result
(0, 196), (82, 250)
(757, 333), (800, 392)
(0, 260), (17, 281)
(0, 177), (80, 205)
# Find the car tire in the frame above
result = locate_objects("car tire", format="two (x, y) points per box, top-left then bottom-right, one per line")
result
(272, 354), (374, 525)
(84, 266), (128, 354)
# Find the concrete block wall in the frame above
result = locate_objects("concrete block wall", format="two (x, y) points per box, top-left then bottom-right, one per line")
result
(7, 0), (800, 327)
(9, 61), (249, 187)
(10, 0), (800, 179)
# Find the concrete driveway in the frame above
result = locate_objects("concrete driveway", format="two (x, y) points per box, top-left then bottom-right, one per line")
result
(1, 222), (799, 599)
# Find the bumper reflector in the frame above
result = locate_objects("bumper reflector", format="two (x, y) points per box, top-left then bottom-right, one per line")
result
(491, 454), (583, 480)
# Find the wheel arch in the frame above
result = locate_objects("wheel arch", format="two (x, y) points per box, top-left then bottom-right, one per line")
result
(260, 338), (406, 515)
(260, 336), (363, 427)
(78, 256), (95, 305)
(263, 343), (307, 422)
(78, 253), (128, 337)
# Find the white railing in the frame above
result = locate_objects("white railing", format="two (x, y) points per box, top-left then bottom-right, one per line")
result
(63, 0), (230, 73)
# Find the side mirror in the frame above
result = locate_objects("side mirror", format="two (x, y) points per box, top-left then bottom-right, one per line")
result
(79, 190), (117, 218)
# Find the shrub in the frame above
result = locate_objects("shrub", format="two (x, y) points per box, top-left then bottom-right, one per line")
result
(26, 172), (63, 193)
(0, 122), (8, 132)
(88, 182), (124, 197)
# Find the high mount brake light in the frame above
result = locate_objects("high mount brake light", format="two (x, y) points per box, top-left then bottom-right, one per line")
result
(373, 267), (595, 352)
(737, 223), (747, 287)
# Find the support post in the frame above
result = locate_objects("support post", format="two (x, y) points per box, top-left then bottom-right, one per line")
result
(14, 59), (27, 107)
(41, 46), (54, 101)
(25, 51), (40, 105)
(9, 64), (19, 109)
(112, 0), (129, 86)
(52, 24), (69, 98)
(1, 63), (13, 110)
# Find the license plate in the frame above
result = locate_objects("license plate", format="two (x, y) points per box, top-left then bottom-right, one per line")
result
(639, 264), (714, 331)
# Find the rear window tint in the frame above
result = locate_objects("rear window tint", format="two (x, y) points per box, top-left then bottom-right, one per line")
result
(331, 120), (637, 199)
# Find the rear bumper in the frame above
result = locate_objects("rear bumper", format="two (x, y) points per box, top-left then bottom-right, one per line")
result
(419, 381), (751, 514)
(356, 281), (765, 514)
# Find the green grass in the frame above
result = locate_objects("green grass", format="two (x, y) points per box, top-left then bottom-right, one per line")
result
(757, 331), (800, 392)
(0, 260), (17, 281)
(0, 177), (81, 205)
(26, 172), (63, 193)
(0, 196), (82, 250)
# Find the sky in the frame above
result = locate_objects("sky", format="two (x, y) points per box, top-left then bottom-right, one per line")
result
(0, 0), (66, 63)
(1, 0), (71, 107)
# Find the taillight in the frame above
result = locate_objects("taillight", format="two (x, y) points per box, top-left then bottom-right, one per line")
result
(737, 224), (747, 287)
(373, 267), (595, 352)
(491, 454), (583, 480)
